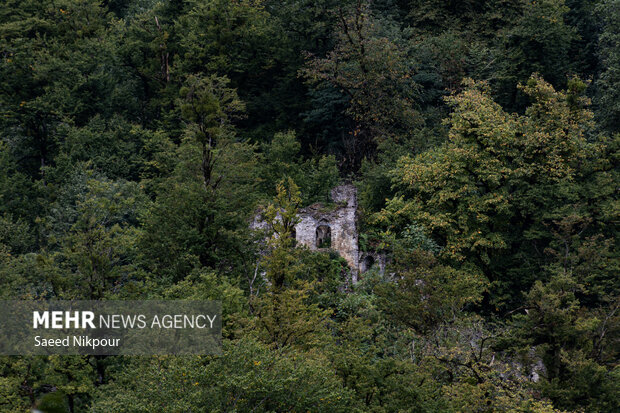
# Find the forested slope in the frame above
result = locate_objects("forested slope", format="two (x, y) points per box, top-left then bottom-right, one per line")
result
(0, 0), (618, 411)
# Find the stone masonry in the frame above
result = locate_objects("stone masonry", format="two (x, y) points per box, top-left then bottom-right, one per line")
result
(252, 184), (385, 282)
(295, 185), (359, 269)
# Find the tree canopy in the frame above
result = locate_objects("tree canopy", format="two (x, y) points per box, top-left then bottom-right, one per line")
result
(0, 0), (618, 412)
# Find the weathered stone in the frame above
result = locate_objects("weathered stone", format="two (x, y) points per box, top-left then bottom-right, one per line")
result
(252, 184), (385, 282)
(296, 185), (359, 272)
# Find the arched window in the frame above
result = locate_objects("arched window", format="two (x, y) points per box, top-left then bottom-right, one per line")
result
(362, 255), (375, 273)
(316, 225), (331, 248)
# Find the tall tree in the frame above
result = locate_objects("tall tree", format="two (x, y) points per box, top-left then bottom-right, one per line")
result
(302, 0), (418, 171)
(378, 75), (612, 308)
(595, 0), (620, 134)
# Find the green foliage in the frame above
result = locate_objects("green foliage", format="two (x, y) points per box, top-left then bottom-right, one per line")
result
(506, 272), (620, 411)
(37, 391), (70, 413)
(302, 0), (419, 170)
(262, 178), (301, 289)
(0, 141), (42, 223)
(495, 0), (577, 109)
(138, 75), (260, 282)
(261, 131), (340, 204)
(178, 73), (245, 192)
(38, 171), (148, 299)
(92, 340), (353, 412)
(404, 0), (524, 39)
(595, 0), (620, 133)
(380, 76), (609, 307)
(163, 269), (248, 338)
(377, 249), (487, 333)
(0, 214), (33, 254)
(0, 0), (117, 180)
(0, 0), (617, 411)
(252, 284), (333, 350)
(138, 139), (259, 283)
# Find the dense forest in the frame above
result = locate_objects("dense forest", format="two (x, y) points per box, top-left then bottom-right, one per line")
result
(0, 0), (619, 411)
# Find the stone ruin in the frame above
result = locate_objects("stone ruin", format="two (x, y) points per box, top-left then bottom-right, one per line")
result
(252, 184), (386, 283)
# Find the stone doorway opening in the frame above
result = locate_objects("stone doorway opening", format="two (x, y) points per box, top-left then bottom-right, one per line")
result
(362, 255), (375, 272)
(316, 224), (331, 248)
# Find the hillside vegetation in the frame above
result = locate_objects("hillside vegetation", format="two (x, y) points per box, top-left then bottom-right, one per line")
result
(0, 0), (618, 411)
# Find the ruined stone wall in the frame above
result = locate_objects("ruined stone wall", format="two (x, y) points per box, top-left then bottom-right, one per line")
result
(252, 184), (385, 282)
(295, 185), (359, 272)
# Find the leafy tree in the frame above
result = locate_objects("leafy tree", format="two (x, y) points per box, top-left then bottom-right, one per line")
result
(261, 177), (302, 289)
(0, 0), (617, 411)
(495, 0), (577, 109)
(507, 272), (620, 412)
(174, 0), (293, 139)
(377, 249), (487, 334)
(0, 142), (41, 223)
(260, 131), (340, 204)
(111, 2), (178, 127)
(139, 75), (259, 282)
(179, 74), (245, 193)
(92, 340), (353, 412)
(419, 317), (565, 413)
(38, 171), (147, 299)
(0, 0), (115, 179)
(379, 75), (609, 308)
(0, 356), (46, 412)
(595, 0), (620, 134)
(402, 0), (524, 40)
(302, 0), (419, 171)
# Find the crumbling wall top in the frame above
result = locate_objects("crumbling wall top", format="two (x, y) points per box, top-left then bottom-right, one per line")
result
(330, 184), (356, 208)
